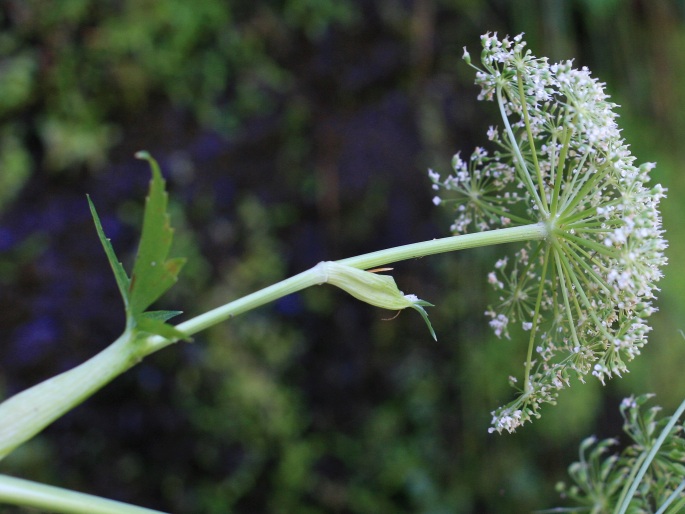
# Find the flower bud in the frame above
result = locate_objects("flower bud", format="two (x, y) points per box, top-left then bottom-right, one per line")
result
(315, 261), (436, 340)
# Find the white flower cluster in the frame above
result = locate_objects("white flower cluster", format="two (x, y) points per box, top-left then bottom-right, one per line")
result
(431, 33), (667, 433)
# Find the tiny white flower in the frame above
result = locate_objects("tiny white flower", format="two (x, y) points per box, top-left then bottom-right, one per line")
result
(462, 46), (471, 65)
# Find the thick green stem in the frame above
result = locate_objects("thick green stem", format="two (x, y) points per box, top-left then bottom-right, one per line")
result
(0, 474), (166, 514)
(0, 333), (138, 460)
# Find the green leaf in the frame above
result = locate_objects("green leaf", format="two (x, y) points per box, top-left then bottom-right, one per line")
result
(140, 310), (184, 323)
(88, 151), (187, 342)
(409, 299), (437, 341)
(136, 316), (189, 341)
(129, 151), (186, 315)
(87, 195), (131, 309)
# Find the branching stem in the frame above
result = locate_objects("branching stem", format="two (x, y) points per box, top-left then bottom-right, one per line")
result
(0, 222), (548, 513)
(150, 222), (548, 350)
(0, 222), (549, 462)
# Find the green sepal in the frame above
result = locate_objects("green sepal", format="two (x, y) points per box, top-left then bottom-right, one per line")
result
(318, 262), (438, 341)
(321, 262), (417, 310)
(408, 299), (437, 341)
(87, 195), (131, 309)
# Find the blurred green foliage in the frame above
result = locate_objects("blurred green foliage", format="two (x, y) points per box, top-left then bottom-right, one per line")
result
(0, 0), (355, 200)
(1, 0), (685, 513)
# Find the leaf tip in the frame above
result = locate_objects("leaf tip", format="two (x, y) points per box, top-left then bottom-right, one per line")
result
(135, 150), (163, 184)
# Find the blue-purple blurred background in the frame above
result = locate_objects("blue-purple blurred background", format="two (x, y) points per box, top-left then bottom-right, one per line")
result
(1, 1), (685, 512)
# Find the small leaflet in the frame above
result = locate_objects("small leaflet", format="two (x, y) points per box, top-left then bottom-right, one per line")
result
(88, 152), (188, 340)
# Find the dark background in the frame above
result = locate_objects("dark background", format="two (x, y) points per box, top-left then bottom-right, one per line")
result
(1, 0), (684, 512)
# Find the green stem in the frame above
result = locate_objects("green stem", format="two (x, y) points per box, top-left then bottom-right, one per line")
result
(0, 222), (548, 473)
(655, 478), (685, 514)
(144, 222), (548, 353)
(496, 85), (545, 213)
(0, 474), (166, 514)
(615, 396), (685, 514)
(172, 268), (322, 338)
(549, 123), (573, 217)
(516, 70), (548, 213)
(0, 223), (551, 514)
(0, 222), (548, 467)
(0, 333), (137, 460)
(523, 244), (550, 393)
(336, 223), (547, 269)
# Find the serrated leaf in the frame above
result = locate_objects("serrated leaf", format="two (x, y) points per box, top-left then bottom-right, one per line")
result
(87, 195), (131, 309)
(129, 257), (186, 316)
(129, 152), (186, 315)
(88, 152), (187, 342)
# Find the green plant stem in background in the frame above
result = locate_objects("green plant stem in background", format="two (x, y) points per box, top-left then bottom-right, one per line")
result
(615, 396), (685, 514)
(654, 478), (685, 514)
(0, 474), (166, 514)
